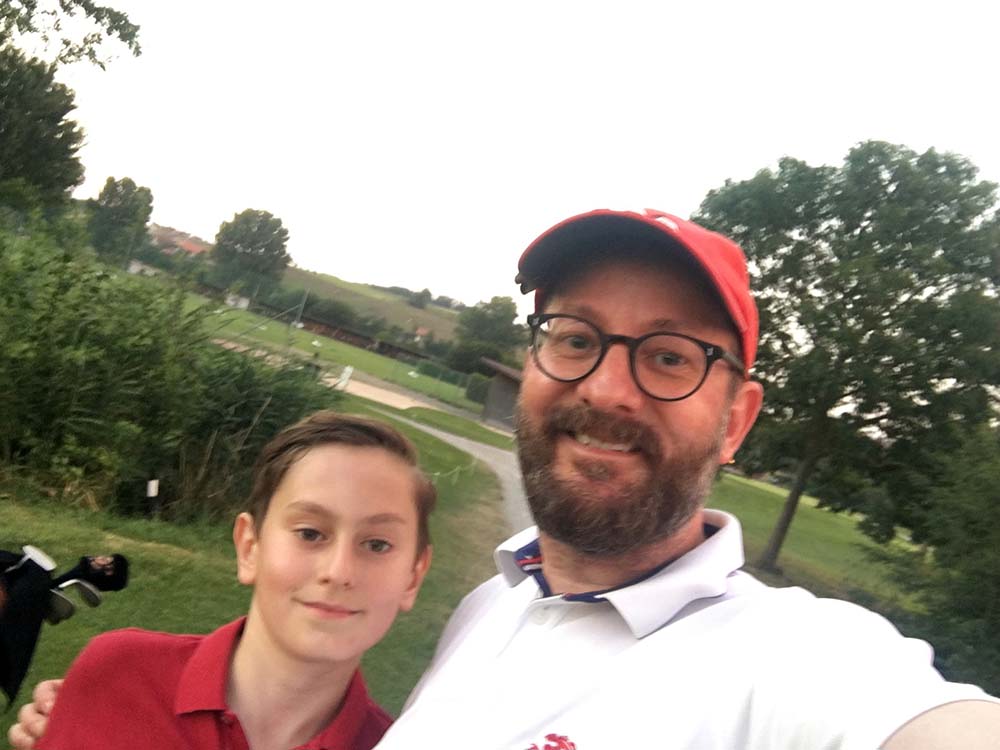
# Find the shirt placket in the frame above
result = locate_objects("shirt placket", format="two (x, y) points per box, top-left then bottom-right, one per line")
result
(219, 710), (251, 750)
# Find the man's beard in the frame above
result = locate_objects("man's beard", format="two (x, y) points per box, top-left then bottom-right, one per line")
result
(515, 402), (725, 558)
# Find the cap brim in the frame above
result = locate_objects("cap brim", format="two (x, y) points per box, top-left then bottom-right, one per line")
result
(518, 213), (695, 294)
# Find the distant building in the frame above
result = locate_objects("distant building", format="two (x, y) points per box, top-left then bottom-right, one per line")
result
(149, 224), (213, 256)
(479, 358), (522, 429)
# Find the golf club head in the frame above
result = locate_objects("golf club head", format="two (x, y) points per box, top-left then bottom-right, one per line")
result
(52, 554), (129, 592)
(58, 579), (102, 607)
(45, 590), (76, 625)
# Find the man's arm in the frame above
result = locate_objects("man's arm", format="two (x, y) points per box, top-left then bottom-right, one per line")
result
(6, 679), (61, 750)
(882, 700), (1000, 749)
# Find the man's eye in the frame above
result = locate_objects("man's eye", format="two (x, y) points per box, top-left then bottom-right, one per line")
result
(295, 528), (324, 543)
(652, 351), (685, 367)
(364, 539), (393, 554)
(551, 332), (597, 352)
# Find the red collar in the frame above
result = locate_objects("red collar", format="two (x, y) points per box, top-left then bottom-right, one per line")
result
(174, 617), (380, 749)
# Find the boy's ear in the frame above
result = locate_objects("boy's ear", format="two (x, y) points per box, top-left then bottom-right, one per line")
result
(398, 546), (432, 613)
(233, 512), (259, 586)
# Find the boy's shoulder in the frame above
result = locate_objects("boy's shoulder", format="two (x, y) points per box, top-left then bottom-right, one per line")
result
(71, 619), (241, 693)
(87, 626), (206, 655)
(80, 625), (212, 672)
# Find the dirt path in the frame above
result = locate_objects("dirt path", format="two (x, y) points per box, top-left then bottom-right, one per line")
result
(375, 411), (532, 535)
(340, 379), (431, 410)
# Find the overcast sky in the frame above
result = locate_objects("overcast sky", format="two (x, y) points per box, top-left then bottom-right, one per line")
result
(53, 0), (1000, 315)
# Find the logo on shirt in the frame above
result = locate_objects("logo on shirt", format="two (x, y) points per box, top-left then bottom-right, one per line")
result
(525, 734), (576, 750)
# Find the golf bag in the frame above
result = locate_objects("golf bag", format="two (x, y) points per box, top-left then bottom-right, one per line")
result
(0, 546), (129, 707)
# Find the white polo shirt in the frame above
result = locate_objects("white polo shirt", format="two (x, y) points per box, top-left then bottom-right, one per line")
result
(379, 510), (995, 749)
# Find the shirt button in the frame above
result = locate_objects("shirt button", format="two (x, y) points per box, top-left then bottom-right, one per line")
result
(221, 714), (234, 726)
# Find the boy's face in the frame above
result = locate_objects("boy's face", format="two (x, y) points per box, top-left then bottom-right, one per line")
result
(234, 444), (431, 667)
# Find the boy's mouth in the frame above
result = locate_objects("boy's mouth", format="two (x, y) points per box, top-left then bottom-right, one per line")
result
(300, 600), (361, 618)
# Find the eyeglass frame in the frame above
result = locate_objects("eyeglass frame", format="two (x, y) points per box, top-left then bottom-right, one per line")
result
(526, 312), (747, 402)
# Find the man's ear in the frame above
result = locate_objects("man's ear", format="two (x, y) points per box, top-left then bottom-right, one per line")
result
(233, 512), (259, 586)
(719, 379), (764, 464)
(398, 546), (433, 613)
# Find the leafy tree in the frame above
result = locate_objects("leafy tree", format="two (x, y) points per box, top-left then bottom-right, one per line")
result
(0, 46), (84, 206)
(88, 176), (153, 265)
(212, 209), (290, 295)
(446, 340), (503, 375)
(306, 296), (358, 329)
(911, 424), (1000, 694)
(1, 0), (140, 67)
(695, 141), (1000, 570)
(446, 295), (524, 373)
(409, 288), (432, 309)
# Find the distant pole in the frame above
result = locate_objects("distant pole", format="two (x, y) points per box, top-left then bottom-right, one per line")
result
(286, 287), (309, 356)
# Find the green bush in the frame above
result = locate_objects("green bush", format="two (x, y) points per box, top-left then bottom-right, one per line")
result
(465, 372), (490, 404)
(0, 214), (340, 520)
(416, 359), (467, 387)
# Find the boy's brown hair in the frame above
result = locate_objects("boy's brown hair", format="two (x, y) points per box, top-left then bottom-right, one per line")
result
(247, 411), (437, 551)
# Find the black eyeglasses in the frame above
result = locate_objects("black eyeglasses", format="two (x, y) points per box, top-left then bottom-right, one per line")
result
(527, 313), (745, 402)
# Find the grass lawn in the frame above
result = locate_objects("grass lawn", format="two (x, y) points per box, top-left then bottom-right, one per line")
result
(361, 403), (514, 451)
(399, 408), (514, 450)
(195, 296), (482, 412)
(0, 412), (506, 734)
(712, 474), (914, 610)
(282, 267), (460, 341)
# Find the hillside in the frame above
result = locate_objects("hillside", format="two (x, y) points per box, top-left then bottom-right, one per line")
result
(282, 266), (460, 340)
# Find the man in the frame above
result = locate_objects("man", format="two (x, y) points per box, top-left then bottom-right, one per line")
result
(11, 208), (1000, 748)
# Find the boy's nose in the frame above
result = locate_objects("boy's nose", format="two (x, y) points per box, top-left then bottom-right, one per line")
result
(318, 542), (356, 588)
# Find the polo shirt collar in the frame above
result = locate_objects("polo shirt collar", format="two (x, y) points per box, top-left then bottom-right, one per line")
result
(174, 616), (377, 749)
(175, 617), (243, 715)
(493, 509), (746, 639)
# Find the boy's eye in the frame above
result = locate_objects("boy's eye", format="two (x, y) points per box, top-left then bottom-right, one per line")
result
(295, 527), (324, 543)
(364, 538), (393, 554)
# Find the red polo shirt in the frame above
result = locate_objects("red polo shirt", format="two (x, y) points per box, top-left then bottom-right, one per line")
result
(37, 618), (392, 750)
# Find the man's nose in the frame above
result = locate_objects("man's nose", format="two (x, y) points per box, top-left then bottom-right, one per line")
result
(576, 341), (644, 413)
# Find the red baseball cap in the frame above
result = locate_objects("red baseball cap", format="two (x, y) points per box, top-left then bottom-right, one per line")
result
(516, 208), (758, 373)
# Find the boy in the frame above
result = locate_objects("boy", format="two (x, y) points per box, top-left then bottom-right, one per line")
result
(33, 411), (435, 750)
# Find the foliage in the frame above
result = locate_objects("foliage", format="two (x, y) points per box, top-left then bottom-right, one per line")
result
(465, 372), (490, 404)
(0, 46), (84, 206)
(409, 288), (432, 309)
(695, 141), (1000, 569)
(212, 209), (290, 294)
(1, 0), (140, 67)
(421, 332), (452, 359)
(0, 215), (338, 520)
(446, 339), (502, 375)
(87, 176), (153, 266)
(854, 425), (1000, 695)
(446, 296), (524, 373)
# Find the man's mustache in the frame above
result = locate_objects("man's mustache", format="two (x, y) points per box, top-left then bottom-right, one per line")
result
(541, 404), (662, 459)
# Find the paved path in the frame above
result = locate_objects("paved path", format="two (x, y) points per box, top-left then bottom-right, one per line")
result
(374, 410), (532, 535)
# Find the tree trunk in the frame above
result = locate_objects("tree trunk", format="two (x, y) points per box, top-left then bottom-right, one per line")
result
(755, 450), (820, 572)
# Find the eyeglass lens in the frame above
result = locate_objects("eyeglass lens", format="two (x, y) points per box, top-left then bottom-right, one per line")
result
(532, 316), (710, 400)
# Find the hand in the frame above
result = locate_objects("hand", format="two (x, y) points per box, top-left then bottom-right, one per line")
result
(6, 679), (62, 750)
